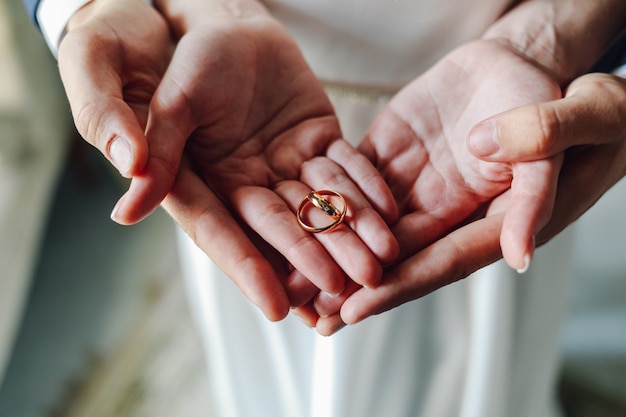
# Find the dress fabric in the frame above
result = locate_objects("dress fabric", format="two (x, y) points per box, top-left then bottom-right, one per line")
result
(178, 1), (574, 416)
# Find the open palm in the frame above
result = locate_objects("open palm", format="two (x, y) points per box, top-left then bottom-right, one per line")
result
(113, 14), (399, 320)
(362, 39), (563, 269)
(310, 39), (566, 333)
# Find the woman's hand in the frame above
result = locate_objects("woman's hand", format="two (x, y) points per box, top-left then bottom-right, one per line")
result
(306, 39), (565, 333)
(314, 67), (626, 336)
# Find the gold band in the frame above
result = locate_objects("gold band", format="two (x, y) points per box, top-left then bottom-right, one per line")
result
(297, 190), (347, 233)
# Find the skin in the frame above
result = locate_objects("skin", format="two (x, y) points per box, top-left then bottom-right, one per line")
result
(301, 0), (626, 334)
(312, 71), (626, 335)
(293, 39), (561, 331)
(57, 0), (399, 321)
(58, 0), (172, 177)
(54, 0), (626, 332)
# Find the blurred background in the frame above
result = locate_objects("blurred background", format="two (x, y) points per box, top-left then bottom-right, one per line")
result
(0, 0), (624, 416)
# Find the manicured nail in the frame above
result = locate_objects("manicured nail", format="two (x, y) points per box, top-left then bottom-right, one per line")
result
(110, 200), (121, 223)
(516, 253), (531, 274)
(469, 122), (500, 157)
(109, 136), (132, 176)
(110, 195), (127, 224)
(326, 291), (343, 298)
(517, 235), (536, 274)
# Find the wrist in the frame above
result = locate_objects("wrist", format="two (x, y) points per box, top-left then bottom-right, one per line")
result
(37, 0), (94, 55)
(154, 0), (269, 38)
(37, 0), (153, 56)
(66, 0), (154, 29)
(483, 0), (626, 84)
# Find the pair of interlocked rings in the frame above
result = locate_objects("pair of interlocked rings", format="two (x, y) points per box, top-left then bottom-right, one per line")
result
(296, 190), (347, 233)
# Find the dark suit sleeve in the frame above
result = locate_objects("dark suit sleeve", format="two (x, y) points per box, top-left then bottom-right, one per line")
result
(22, 0), (42, 27)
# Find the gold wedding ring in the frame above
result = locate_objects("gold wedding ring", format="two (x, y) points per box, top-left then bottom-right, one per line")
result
(297, 190), (347, 233)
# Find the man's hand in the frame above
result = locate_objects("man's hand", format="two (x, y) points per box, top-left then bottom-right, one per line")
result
(122, 5), (399, 319)
(58, 0), (173, 178)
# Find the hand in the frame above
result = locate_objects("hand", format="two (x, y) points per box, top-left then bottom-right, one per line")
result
(57, 0), (173, 178)
(315, 67), (626, 335)
(306, 39), (565, 334)
(57, 0), (398, 321)
(470, 72), (626, 240)
(126, 4), (399, 319)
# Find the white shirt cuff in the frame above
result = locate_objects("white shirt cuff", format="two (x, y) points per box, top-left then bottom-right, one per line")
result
(36, 0), (153, 58)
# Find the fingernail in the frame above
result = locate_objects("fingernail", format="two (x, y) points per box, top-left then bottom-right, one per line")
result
(109, 136), (132, 176)
(517, 235), (536, 274)
(110, 200), (121, 223)
(110, 196), (125, 224)
(326, 291), (343, 298)
(516, 253), (531, 274)
(469, 122), (500, 157)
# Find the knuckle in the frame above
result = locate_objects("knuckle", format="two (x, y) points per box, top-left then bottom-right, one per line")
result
(534, 104), (561, 154)
(73, 101), (112, 151)
(150, 152), (180, 182)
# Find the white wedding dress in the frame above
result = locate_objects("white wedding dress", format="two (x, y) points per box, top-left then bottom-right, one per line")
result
(6, 0), (623, 415)
(177, 1), (574, 416)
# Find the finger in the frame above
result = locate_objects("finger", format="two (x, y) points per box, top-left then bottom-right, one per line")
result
(313, 279), (360, 318)
(291, 303), (320, 329)
(468, 74), (626, 162)
(161, 161), (291, 322)
(326, 139), (399, 224)
(315, 313), (347, 336)
(58, 30), (149, 178)
(340, 214), (504, 325)
(111, 66), (196, 225)
(497, 155), (562, 273)
(301, 154), (399, 264)
(279, 179), (385, 288)
(314, 141), (400, 265)
(232, 183), (347, 295)
(392, 211), (462, 262)
(284, 270), (319, 308)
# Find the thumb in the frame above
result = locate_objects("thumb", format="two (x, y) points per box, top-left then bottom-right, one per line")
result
(58, 34), (149, 178)
(468, 73), (626, 162)
(110, 78), (195, 225)
(74, 97), (149, 178)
